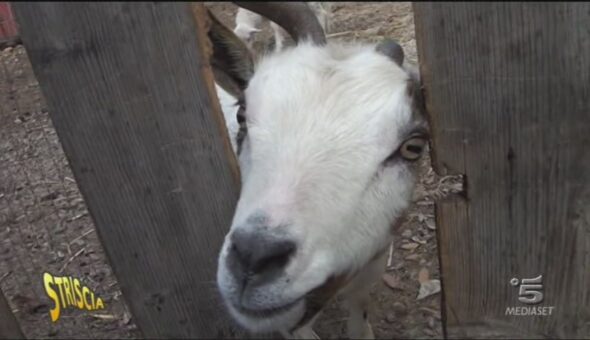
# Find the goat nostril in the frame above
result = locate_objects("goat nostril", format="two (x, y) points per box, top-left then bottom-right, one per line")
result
(251, 242), (295, 273)
(230, 230), (296, 275)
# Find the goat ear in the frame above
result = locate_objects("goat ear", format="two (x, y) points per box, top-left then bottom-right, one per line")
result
(376, 39), (404, 67)
(206, 9), (254, 98)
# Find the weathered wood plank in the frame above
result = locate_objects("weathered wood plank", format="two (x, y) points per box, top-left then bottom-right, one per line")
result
(0, 289), (24, 339)
(12, 2), (243, 338)
(415, 3), (590, 338)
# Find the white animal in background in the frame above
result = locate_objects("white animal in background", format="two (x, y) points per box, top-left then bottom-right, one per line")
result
(232, 6), (264, 50)
(215, 84), (240, 152)
(208, 3), (427, 339)
(233, 2), (331, 52)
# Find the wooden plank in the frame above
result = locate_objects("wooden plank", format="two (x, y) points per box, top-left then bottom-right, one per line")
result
(11, 2), (243, 338)
(414, 3), (590, 338)
(0, 289), (24, 339)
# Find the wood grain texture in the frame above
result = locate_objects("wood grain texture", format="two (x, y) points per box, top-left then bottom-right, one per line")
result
(414, 3), (590, 338)
(0, 289), (23, 339)
(12, 2), (244, 338)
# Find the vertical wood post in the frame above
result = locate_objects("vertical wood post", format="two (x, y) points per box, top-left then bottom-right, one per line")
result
(12, 2), (243, 338)
(414, 3), (590, 338)
(0, 289), (23, 339)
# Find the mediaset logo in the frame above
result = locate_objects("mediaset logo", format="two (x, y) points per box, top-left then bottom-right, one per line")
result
(505, 274), (555, 316)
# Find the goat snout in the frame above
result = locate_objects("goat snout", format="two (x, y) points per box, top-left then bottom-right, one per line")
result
(227, 228), (296, 286)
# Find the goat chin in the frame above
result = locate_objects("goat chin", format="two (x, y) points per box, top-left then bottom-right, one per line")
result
(225, 299), (306, 333)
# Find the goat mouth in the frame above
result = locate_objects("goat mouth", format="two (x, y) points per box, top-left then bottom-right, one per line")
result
(229, 273), (352, 327)
(232, 298), (303, 318)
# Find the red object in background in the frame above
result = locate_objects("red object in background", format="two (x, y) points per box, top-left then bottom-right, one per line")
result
(0, 2), (19, 45)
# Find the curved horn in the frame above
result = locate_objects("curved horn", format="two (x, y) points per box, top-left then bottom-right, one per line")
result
(233, 2), (326, 46)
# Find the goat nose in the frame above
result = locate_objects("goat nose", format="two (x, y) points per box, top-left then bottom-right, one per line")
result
(229, 229), (296, 275)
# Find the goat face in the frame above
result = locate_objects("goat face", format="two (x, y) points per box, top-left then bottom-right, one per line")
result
(209, 5), (428, 334)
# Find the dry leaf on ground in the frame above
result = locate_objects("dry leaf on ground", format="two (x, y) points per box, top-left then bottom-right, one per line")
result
(383, 273), (404, 290)
(416, 279), (441, 300)
(401, 242), (420, 250)
(418, 268), (430, 283)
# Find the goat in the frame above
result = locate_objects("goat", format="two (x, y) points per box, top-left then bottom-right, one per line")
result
(233, 2), (331, 52)
(209, 3), (428, 339)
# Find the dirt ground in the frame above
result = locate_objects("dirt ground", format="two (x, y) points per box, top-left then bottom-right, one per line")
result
(0, 3), (461, 339)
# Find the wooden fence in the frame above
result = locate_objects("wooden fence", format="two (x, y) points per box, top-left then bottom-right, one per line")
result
(0, 288), (23, 339)
(2, 2), (589, 339)
(414, 3), (590, 338)
(11, 2), (242, 338)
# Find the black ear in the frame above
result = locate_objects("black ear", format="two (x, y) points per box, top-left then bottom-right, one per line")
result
(376, 39), (404, 67)
(207, 9), (254, 99)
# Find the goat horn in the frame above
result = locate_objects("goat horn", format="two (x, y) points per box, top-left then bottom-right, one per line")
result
(233, 2), (326, 46)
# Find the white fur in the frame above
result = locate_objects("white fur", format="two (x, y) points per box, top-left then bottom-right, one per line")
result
(234, 3), (331, 52)
(215, 40), (420, 338)
(215, 84), (240, 152)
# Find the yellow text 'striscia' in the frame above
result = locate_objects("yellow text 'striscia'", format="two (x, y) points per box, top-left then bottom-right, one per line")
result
(43, 272), (105, 322)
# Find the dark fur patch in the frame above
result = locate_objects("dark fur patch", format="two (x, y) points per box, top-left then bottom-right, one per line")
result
(206, 9), (254, 98)
(376, 39), (404, 66)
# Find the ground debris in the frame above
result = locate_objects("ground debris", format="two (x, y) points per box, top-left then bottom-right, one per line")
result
(416, 279), (441, 300)
(382, 273), (404, 290)
(401, 242), (420, 250)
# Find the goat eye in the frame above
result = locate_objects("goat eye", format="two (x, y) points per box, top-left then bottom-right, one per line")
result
(399, 136), (427, 161)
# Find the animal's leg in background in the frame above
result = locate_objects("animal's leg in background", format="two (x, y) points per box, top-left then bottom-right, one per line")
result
(234, 8), (264, 51)
(345, 285), (374, 339)
(343, 252), (388, 339)
(280, 313), (321, 339)
(270, 21), (288, 51)
(280, 324), (320, 340)
(292, 324), (320, 339)
(308, 2), (331, 33)
(281, 325), (320, 340)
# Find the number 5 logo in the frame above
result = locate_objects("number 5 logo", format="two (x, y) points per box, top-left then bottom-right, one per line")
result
(510, 275), (544, 304)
